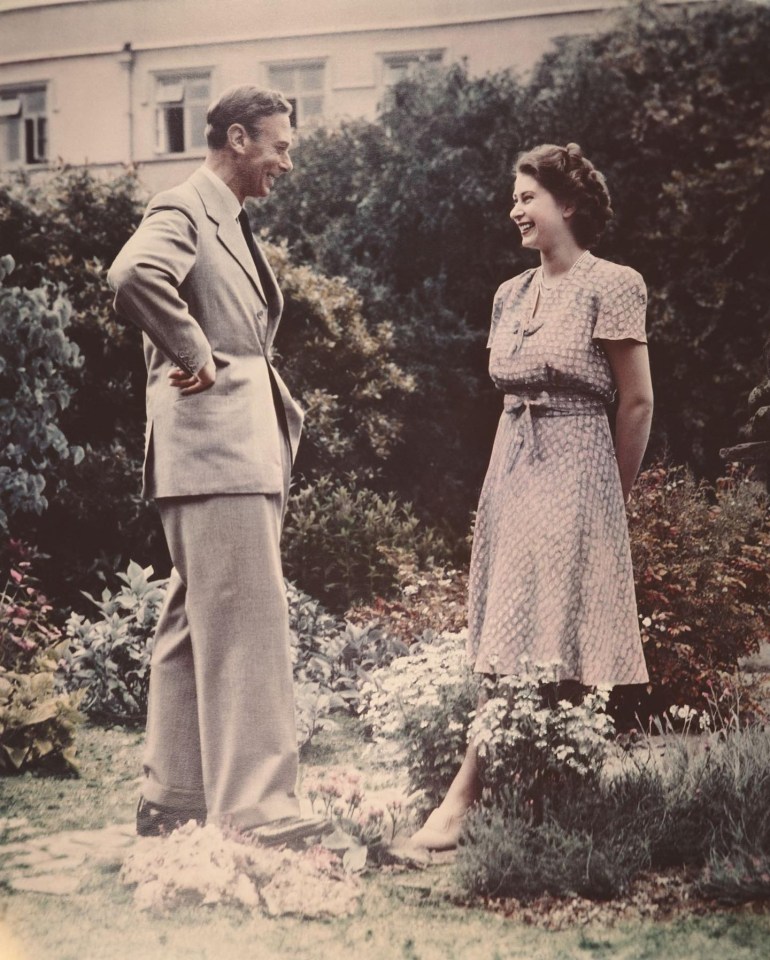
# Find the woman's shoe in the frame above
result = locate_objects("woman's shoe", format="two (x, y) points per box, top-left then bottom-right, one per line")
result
(410, 806), (465, 851)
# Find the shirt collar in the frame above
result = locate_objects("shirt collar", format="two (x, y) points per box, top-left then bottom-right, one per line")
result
(199, 165), (242, 222)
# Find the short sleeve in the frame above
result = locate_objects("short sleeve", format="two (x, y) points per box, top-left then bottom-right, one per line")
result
(592, 269), (648, 343)
(487, 288), (506, 348)
(487, 276), (524, 348)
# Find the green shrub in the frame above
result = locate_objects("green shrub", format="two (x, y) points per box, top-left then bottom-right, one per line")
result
(265, 241), (416, 482)
(699, 847), (770, 905)
(0, 660), (82, 775)
(59, 560), (166, 723)
(620, 463), (770, 724)
(456, 712), (770, 905)
(0, 254), (84, 532)
(457, 789), (650, 902)
(283, 474), (446, 611)
(58, 564), (394, 747)
(359, 630), (478, 808)
(1, 540), (62, 671)
(290, 578), (408, 705)
(470, 662), (615, 809)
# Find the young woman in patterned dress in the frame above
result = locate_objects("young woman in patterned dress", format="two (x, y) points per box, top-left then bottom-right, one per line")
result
(411, 143), (654, 851)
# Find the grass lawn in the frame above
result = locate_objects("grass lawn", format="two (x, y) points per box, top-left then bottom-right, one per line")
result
(1, 719), (770, 960)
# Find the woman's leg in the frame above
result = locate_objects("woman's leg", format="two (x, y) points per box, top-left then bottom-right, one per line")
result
(410, 686), (486, 850)
(410, 741), (482, 850)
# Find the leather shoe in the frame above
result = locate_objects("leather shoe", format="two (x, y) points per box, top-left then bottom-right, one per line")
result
(244, 815), (333, 849)
(410, 807), (465, 851)
(136, 796), (206, 837)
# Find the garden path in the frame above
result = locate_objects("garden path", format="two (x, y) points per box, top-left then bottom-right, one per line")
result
(0, 817), (135, 896)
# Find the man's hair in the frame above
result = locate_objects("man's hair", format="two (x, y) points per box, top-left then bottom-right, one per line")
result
(205, 85), (292, 149)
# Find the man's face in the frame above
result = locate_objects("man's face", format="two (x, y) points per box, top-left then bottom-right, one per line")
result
(240, 112), (293, 199)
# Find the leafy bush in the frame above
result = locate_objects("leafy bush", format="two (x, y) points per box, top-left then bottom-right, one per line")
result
(359, 630), (478, 808)
(0, 660), (82, 775)
(347, 563), (469, 645)
(0, 540), (62, 672)
(59, 564), (397, 746)
(456, 709), (770, 905)
(0, 170), (155, 604)
(264, 241), (416, 482)
(59, 561), (166, 723)
(622, 463), (770, 723)
(282, 474), (446, 611)
(641, 717), (770, 875)
(259, 0), (770, 532)
(302, 766), (411, 870)
(457, 790), (649, 902)
(0, 254), (84, 532)
(470, 662), (615, 808)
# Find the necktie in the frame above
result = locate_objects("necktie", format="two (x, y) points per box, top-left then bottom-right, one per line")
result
(237, 210), (289, 441)
(238, 209), (272, 298)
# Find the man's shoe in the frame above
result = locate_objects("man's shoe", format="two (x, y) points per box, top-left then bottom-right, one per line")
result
(136, 796), (206, 837)
(244, 816), (333, 848)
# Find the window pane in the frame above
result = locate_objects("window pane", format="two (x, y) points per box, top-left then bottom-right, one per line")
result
(0, 118), (20, 161)
(187, 79), (210, 102)
(24, 116), (35, 163)
(187, 104), (208, 148)
(385, 62), (409, 85)
(301, 95), (323, 119)
(36, 116), (46, 161)
(269, 66), (295, 93)
(0, 98), (21, 118)
(164, 106), (185, 153)
(299, 65), (323, 92)
(25, 89), (46, 113)
(157, 80), (184, 103)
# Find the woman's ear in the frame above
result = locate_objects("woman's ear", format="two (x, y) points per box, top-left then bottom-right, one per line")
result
(561, 202), (576, 221)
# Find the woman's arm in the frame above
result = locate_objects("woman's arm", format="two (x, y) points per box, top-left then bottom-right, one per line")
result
(602, 339), (654, 502)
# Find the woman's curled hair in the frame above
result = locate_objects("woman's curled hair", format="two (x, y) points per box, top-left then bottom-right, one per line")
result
(515, 143), (613, 248)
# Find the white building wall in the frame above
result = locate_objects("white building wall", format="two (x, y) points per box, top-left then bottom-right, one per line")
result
(0, 0), (712, 192)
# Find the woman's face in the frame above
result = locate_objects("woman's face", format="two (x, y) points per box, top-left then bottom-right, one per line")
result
(510, 173), (573, 253)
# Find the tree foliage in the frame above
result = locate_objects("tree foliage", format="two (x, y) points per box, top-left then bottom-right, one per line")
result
(528, 0), (770, 472)
(0, 168), (424, 604)
(0, 255), (84, 531)
(260, 0), (770, 505)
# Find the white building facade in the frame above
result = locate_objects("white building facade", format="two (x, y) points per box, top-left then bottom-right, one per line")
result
(0, 0), (710, 192)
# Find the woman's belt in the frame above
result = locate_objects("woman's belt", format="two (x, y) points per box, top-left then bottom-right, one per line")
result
(502, 391), (606, 473)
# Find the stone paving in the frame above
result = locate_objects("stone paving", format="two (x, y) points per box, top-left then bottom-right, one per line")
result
(0, 816), (137, 895)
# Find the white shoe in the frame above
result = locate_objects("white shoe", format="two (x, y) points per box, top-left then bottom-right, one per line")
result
(410, 807), (465, 851)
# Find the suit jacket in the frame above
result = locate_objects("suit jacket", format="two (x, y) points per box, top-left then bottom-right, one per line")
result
(108, 167), (303, 499)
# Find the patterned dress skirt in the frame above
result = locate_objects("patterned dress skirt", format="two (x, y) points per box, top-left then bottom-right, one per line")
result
(466, 391), (649, 686)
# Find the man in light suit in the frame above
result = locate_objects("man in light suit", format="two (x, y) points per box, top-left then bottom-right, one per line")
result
(109, 85), (324, 842)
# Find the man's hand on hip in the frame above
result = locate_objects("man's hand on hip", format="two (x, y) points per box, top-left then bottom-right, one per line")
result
(169, 359), (217, 396)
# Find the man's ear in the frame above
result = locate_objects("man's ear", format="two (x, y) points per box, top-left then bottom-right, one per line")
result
(227, 123), (248, 152)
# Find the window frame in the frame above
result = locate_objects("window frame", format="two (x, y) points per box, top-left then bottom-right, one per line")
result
(265, 59), (326, 130)
(380, 49), (445, 88)
(153, 70), (212, 156)
(0, 84), (48, 167)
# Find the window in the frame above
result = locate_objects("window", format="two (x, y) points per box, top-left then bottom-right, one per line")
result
(0, 86), (47, 166)
(382, 51), (444, 87)
(155, 73), (210, 154)
(267, 62), (325, 129)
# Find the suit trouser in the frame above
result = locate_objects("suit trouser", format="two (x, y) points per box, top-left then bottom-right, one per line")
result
(142, 443), (300, 829)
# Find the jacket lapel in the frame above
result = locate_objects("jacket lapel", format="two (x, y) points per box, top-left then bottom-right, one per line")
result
(189, 169), (268, 306)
